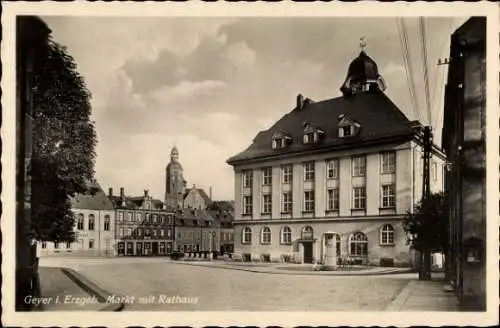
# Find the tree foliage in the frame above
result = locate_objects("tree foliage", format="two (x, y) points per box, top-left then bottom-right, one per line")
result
(402, 192), (449, 254)
(30, 33), (97, 242)
(207, 200), (235, 213)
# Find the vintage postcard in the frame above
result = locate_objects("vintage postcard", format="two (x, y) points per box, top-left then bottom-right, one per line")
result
(1, 1), (499, 327)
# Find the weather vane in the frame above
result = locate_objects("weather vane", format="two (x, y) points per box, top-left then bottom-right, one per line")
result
(360, 37), (367, 51)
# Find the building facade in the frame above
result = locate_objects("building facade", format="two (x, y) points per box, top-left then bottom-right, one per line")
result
(39, 182), (116, 256)
(442, 17), (486, 310)
(227, 49), (445, 266)
(210, 210), (235, 254)
(183, 185), (212, 210)
(175, 209), (219, 254)
(111, 188), (175, 256)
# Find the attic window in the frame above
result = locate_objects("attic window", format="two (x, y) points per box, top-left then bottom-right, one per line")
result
(338, 114), (361, 138)
(272, 131), (292, 149)
(302, 123), (323, 144)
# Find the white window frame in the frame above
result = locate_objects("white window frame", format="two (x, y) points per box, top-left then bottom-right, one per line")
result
(380, 224), (395, 245)
(381, 151), (396, 174)
(127, 212), (133, 222)
(352, 187), (366, 210)
(432, 161), (438, 181)
(304, 190), (315, 212)
(243, 170), (253, 188)
(104, 215), (110, 231)
(381, 184), (396, 208)
(242, 227), (252, 244)
(282, 164), (293, 184)
(262, 167), (273, 185)
(262, 194), (272, 214)
(77, 214), (84, 230)
(349, 232), (368, 256)
(281, 226), (292, 244)
(243, 195), (253, 215)
(119, 228), (124, 237)
(261, 227), (271, 244)
(326, 159), (339, 179)
(304, 162), (315, 181)
(118, 211), (124, 222)
(127, 227), (132, 236)
(327, 188), (339, 211)
(352, 156), (366, 177)
(282, 192), (293, 213)
(272, 139), (278, 149)
(88, 215), (95, 231)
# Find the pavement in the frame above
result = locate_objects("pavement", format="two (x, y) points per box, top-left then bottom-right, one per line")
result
(385, 272), (461, 311)
(37, 266), (124, 311)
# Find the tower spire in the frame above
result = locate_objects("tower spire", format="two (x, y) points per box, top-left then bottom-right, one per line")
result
(359, 37), (367, 51)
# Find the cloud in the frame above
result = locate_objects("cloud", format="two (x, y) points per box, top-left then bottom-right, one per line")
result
(149, 80), (227, 105)
(222, 41), (256, 69)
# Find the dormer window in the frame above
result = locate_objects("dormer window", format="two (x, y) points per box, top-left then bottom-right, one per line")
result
(338, 114), (361, 138)
(272, 131), (292, 149)
(302, 122), (324, 145)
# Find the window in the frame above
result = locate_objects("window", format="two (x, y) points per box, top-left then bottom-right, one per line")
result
(349, 232), (368, 256)
(145, 214), (150, 224)
(282, 164), (293, 184)
(352, 187), (366, 210)
(160, 229), (165, 237)
(262, 167), (272, 185)
(127, 212), (133, 222)
(104, 215), (110, 231)
(342, 126), (352, 137)
(432, 161), (438, 181)
(261, 227), (271, 244)
(303, 132), (315, 144)
(127, 228), (132, 236)
(243, 195), (253, 215)
(242, 227), (252, 244)
(118, 211), (124, 222)
(304, 162), (315, 181)
(66, 242), (71, 249)
(77, 214), (84, 230)
(327, 189), (339, 211)
(89, 239), (94, 249)
(262, 194), (272, 214)
(282, 192), (293, 213)
(243, 170), (253, 188)
(145, 229), (150, 236)
(380, 224), (395, 245)
(272, 139), (279, 149)
(54, 242), (59, 249)
(381, 184), (396, 208)
(381, 152), (396, 174)
(152, 230), (157, 237)
(167, 228), (172, 238)
(41, 241), (47, 249)
(281, 226), (292, 244)
(304, 191), (315, 212)
(352, 156), (366, 177)
(137, 212), (142, 222)
(137, 228), (142, 236)
(119, 228), (124, 237)
(152, 214), (158, 224)
(327, 159), (339, 179)
(159, 215), (164, 224)
(88, 214), (95, 231)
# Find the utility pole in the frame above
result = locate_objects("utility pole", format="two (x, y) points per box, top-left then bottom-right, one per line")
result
(420, 125), (433, 280)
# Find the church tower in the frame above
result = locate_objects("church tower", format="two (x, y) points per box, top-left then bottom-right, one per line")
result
(165, 146), (186, 209)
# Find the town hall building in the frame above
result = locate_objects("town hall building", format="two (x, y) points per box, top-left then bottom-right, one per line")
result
(227, 48), (445, 266)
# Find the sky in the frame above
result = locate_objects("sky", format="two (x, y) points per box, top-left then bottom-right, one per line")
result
(42, 16), (468, 201)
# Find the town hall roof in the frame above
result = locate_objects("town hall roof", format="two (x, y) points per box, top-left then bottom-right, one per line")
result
(71, 181), (115, 211)
(227, 91), (416, 165)
(183, 187), (212, 205)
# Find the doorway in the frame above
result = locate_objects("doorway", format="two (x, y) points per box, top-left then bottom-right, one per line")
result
(152, 242), (158, 255)
(303, 242), (313, 264)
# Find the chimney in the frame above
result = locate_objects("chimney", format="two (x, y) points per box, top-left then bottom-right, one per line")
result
(144, 189), (149, 197)
(120, 187), (125, 206)
(108, 187), (113, 197)
(193, 183), (196, 189)
(296, 94), (304, 110)
(209, 187), (212, 201)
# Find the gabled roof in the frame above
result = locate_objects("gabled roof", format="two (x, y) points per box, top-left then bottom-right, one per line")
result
(109, 195), (165, 210)
(71, 182), (115, 211)
(175, 209), (215, 227)
(227, 92), (415, 164)
(183, 188), (212, 205)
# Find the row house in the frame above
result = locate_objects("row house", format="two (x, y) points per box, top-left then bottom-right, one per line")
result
(110, 188), (175, 256)
(227, 48), (445, 266)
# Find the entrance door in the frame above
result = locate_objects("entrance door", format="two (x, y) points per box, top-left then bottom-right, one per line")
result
(152, 242), (159, 255)
(303, 242), (313, 264)
(136, 242), (143, 256)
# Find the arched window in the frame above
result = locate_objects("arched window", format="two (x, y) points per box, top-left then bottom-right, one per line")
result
(261, 227), (271, 244)
(349, 232), (368, 256)
(302, 226), (314, 240)
(281, 226), (292, 244)
(77, 214), (84, 230)
(242, 227), (252, 244)
(88, 214), (95, 231)
(380, 224), (395, 245)
(104, 215), (110, 231)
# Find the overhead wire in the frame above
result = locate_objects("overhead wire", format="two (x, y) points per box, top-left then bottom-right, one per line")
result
(419, 17), (432, 127)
